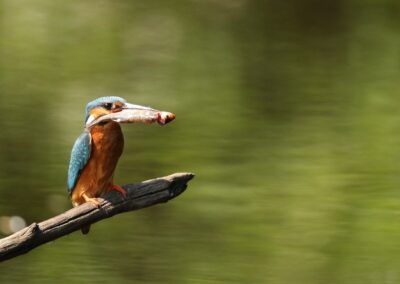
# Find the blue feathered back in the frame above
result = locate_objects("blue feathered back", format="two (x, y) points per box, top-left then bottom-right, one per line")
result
(67, 130), (92, 194)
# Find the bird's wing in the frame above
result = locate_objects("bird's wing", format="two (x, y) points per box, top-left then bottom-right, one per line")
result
(67, 130), (92, 195)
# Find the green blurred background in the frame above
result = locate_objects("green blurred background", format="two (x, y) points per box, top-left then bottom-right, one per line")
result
(1, 0), (400, 283)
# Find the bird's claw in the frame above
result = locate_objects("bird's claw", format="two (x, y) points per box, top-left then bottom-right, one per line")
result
(111, 184), (128, 198)
(82, 193), (101, 208)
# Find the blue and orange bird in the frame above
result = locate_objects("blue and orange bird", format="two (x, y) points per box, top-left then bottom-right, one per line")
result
(67, 96), (175, 234)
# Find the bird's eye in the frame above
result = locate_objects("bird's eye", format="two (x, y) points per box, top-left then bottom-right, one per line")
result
(103, 103), (113, 110)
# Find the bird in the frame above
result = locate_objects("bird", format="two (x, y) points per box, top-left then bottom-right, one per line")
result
(67, 96), (175, 234)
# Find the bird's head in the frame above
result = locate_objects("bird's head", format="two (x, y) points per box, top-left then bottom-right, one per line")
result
(84, 96), (175, 128)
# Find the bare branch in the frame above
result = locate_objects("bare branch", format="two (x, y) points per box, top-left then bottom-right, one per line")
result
(0, 172), (194, 262)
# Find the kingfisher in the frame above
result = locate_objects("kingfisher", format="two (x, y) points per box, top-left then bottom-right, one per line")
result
(67, 96), (175, 234)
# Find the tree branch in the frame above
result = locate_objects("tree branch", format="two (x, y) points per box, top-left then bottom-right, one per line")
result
(0, 172), (194, 262)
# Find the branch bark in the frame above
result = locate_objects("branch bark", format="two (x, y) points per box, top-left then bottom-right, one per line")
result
(0, 172), (194, 262)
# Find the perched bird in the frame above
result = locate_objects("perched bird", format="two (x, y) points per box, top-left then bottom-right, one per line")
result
(67, 96), (175, 234)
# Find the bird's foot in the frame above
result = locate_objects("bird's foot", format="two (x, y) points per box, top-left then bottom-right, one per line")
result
(82, 193), (101, 208)
(111, 184), (128, 198)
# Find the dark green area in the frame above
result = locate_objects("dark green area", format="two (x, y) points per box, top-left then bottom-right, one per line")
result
(1, 0), (400, 283)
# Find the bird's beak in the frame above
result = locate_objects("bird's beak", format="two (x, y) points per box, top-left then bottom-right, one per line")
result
(86, 103), (176, 129)
(122, 103), (156, 112)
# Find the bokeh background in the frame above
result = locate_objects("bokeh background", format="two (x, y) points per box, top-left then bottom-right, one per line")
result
(0, 0), (400, 283)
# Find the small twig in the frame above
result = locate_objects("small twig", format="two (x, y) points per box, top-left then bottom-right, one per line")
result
(0, 172), (194, 262)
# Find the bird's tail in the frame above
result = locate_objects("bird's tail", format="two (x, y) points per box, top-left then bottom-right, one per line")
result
(81, 225), (91, 235)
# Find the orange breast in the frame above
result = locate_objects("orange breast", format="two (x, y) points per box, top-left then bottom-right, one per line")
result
(71, 121), (124, 206)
